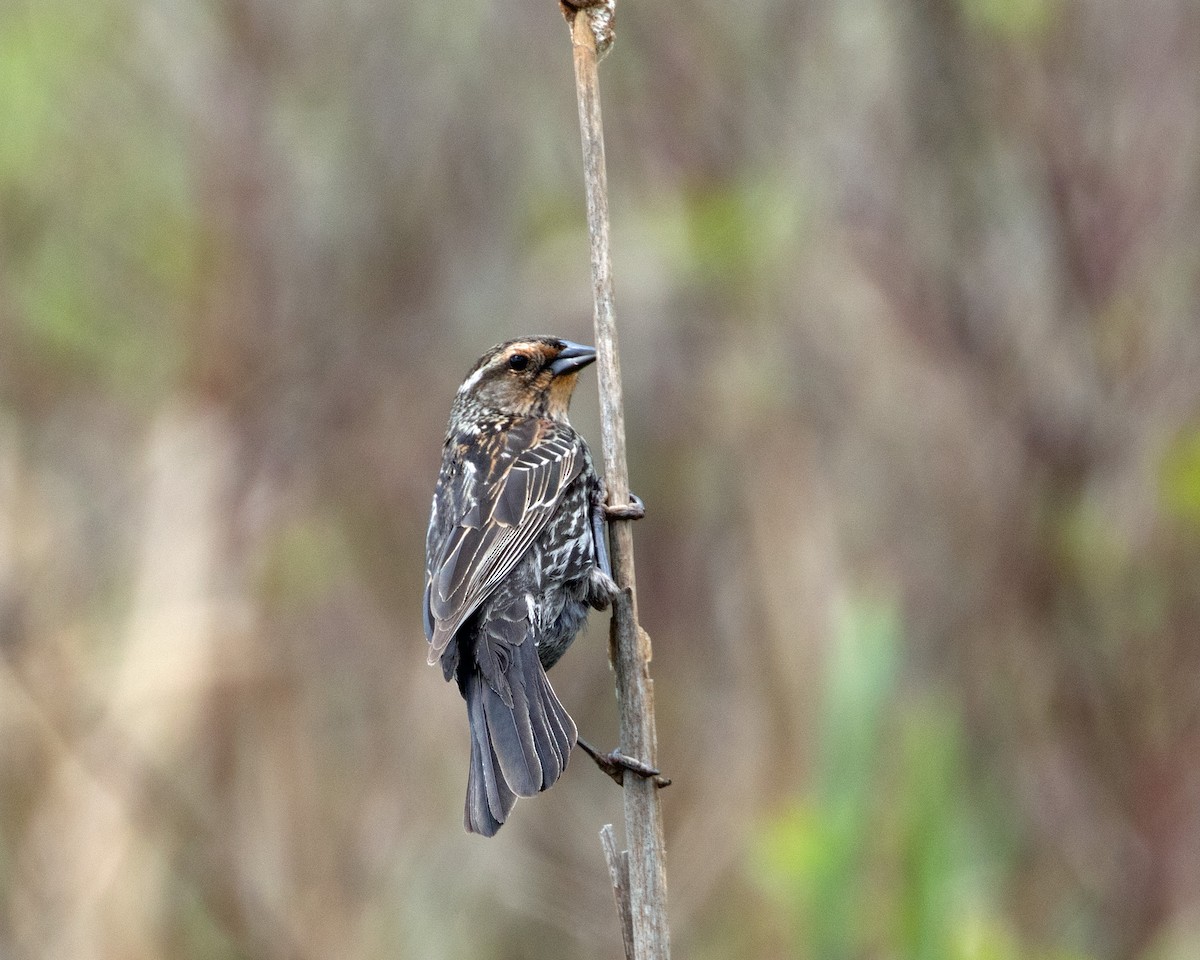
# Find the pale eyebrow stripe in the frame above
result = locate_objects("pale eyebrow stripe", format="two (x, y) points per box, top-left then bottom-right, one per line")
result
(458, 364), (488, 395)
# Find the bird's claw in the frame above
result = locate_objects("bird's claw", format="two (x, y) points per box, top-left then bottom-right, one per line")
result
(604, 492), (645, 521)
(577, 738), (671, 788)
(595, 479), (645, 520)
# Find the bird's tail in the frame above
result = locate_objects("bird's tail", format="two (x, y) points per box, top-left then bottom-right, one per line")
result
(463, 639), (577, 836)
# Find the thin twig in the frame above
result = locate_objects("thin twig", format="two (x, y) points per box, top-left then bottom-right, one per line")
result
(562, 4), (671, 959)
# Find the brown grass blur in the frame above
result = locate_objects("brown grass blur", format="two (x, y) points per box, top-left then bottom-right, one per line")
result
(2, 1), (1199, 958)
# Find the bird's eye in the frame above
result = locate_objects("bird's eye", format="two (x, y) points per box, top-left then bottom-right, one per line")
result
(507, 353), (530, 372)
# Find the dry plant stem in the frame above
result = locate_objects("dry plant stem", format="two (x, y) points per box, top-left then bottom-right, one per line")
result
(600, 824), (636, 960)
(566, 7), (671, 960)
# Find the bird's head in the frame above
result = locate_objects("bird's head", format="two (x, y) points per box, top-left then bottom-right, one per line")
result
(452, 337), (597, 423)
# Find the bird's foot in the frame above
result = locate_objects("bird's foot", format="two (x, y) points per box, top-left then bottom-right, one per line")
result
(598, 482), (645, 521)
(605, 492), (645, 521)
(577, 737), (671, 788)
(588, 567), (622, 609)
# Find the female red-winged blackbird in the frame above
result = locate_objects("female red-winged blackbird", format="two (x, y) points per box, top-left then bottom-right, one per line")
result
(424, 337), (618, 836)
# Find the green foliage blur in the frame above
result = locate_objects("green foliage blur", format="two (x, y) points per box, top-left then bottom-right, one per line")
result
(754, 602), (1026, 960)
(2, 0), (1200, 958)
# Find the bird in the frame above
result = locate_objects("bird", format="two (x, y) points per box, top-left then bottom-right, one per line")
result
(424, 336), (620, 836)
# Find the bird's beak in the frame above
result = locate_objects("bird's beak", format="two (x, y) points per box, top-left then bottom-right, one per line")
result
(548, 341), (597, 376)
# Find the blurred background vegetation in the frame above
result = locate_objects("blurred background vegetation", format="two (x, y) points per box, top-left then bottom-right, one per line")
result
(2, 0), (1199, 958)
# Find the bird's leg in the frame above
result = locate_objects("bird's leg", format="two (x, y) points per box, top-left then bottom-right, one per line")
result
(588, 482), (642, 606)
(585, 482), (662, 779)
(577, 737), (672, 788)
(591, 489), (615, 580)
(588, 485), (621, 607)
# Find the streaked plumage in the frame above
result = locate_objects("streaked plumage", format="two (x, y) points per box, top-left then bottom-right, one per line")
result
(424, 337), (616, 836)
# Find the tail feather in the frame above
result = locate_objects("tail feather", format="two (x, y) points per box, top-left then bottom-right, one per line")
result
(465, 683), (516, 836)
(481, 667), (543, 796)
(463, 640), (577, 835)
(523, 664), (573, 781)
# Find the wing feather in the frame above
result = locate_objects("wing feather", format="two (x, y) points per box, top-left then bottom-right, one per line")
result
(425, 420), (584, 663)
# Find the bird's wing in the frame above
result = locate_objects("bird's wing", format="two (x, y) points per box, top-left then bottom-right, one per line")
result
(424, 419), (585, 663)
